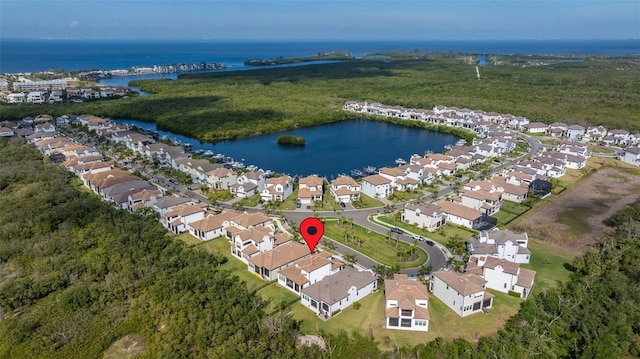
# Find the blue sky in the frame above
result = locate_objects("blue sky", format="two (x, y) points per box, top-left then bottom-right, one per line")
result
(1, 0), (638, 40)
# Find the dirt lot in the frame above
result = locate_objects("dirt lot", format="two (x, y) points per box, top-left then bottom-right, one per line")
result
(512, 165), (640, 253)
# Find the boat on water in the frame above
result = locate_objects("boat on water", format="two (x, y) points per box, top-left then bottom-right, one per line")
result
(350, 169), (364, 178)
(203, 150), (214, 157)
(364, 166), (377, 174)
(395, 158), (407, 165)
(456, 139), (467, 146)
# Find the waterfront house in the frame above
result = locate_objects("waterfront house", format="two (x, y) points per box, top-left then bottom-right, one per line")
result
(466, 256), (536, 299)
(298, 174), (324, 205)
(330, 175), (361, 203)
(206, 167), (237, 190)
(362, 174), (393, 199)
(402, 202), (445, 232)
(300, 267), (377, 318)
(467, 228), (530, 264)
(260, 175), (294, 202)
(379, 167), (419, 192)
(429, 270), (493, 317)
(231, 170), (265, 198)
(384, 274), (430, 332)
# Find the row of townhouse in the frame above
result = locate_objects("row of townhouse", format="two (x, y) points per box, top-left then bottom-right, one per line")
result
(345, 102), (531, 134)
(2, 86), (128, 104)
(523, 122), (640, 146)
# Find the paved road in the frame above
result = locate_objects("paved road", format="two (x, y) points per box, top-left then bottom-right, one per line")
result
(282, 206), (448, 276)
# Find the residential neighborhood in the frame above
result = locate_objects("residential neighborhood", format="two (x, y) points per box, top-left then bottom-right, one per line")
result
(6, 97), (636, 332)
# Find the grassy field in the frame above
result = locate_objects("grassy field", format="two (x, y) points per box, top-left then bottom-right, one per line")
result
(292, 288), (523, 350)
(520, 241), (575, 293)
(491, 201), (532, 227)
(353, 193), (385, 209)
(323, 219), (428, 268)
(235, 193), (261, 207)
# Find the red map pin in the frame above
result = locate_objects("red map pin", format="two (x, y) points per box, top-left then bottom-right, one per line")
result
(300, 217), (324, 253)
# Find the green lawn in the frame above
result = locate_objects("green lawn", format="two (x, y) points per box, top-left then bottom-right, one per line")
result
(256, 282), (300, 314)
(235, 193), (261, 208)
(293, 287), (523, 350)
(388, 190), (424, 203)
(521, 240), (575, 293)
(174, 232), (202, 246)
(491, 201), (532, 227)
(323, 220), (428, 268)
(311, 184), (342, 211)
(352, 194), (385, 209)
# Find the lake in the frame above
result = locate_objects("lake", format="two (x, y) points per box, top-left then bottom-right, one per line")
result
(113, 118), (459, 178)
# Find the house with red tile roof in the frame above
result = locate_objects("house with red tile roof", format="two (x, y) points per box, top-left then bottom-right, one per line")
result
(384, 274), (430, 332)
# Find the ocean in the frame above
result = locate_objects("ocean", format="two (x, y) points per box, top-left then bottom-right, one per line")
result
(1, 39), (639, 73)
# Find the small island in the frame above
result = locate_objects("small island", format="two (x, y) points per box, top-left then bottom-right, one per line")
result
(277, 135), (306, 146)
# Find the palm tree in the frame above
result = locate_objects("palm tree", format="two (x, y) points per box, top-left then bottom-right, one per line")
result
(343, 253), (356, 266)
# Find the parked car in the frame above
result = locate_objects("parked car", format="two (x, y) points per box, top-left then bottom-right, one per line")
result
(340, 202), (346, 208)
(391, 227), (403, 234)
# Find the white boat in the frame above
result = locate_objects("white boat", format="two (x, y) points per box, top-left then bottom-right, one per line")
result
(364, 166), (377, 174)
(395, 158), (407, 165)
(203, 150), (214, 157)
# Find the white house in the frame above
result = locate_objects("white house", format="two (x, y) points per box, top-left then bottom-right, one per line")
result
(565, 125), (586, 140)
(162, 204), (206, 234)
(384, 274), (430, 332)
(430, 270), (493, 317)
(434, 200), (484, 230)
(361, 174), (393, 199)
(402, 202), (445, 232)
(248, 242), (311, 281)
(330, 175), (361, 203)
(152, 195), (192, 217)
(207, 167), (237, 190)
(466, 256), (536, 299)
(277, 252), (344, 295)
(298, 174), (324, 205)
(467, 228), (530, 264)
(522, 122), (548, 134)
(187, 211), (239, 241)
(621, 147), (640, 167)
(231, 170), (265, 198)
(300, 267), (377, 318)
(260, 175), (294, 202)
(0, 127), (15, 137)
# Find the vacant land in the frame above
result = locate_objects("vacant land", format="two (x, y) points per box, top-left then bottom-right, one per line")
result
(511, 162), (640, 253)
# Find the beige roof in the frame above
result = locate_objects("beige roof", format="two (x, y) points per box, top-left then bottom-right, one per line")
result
(334, 187), (360, 196)
(363, 174), (391, 186)
(490, 177), (529, 196)
(379, 167), (406, 177)
(278, 265), (309, 286)
(248, 242), (311, 270)
(189, 211), (238, 232)
(164, 204), (205, 219)
(266, 175), (292, 186)
(207, 167), (235, 177)
(232, 212), (272, 228)
(299, 174), (323, 188)
(130, 188), (162, 202)
(433, 270), (486, 296)
(298, 187), (313, 199)
(435, 200), (483, 221)
(461, 189), (501, 202)
(404, 202), (442, 217)
(331, 175), (358, 187)
(516, 268), (536, 288)
(385, 274), (430, 317)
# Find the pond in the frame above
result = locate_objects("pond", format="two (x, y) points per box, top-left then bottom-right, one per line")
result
(113, 118), (459, 178)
